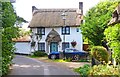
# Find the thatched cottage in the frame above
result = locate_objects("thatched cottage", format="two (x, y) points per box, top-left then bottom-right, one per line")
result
(29, 2), (83, 54)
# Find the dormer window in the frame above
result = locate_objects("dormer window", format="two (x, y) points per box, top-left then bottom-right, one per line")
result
(37, 27), (45, 35)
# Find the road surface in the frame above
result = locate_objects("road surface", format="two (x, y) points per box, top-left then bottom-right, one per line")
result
(8, 55), (79, 76)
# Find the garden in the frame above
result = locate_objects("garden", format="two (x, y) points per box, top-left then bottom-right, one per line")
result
(1, 0), (120, 76)
(75, 0), (120, 76)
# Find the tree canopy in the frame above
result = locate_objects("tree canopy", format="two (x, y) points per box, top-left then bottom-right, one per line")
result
(80, 0), (120, 46)
(1, 2), (26, 75)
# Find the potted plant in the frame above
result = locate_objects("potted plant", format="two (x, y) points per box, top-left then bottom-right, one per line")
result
(71, 40), (77, 48)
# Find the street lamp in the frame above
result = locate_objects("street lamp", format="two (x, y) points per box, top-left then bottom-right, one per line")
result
(61, 11), (67, 59)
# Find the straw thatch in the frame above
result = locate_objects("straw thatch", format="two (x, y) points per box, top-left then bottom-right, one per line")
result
(29, 8), (82, 28)
(108, 4), (120, 25)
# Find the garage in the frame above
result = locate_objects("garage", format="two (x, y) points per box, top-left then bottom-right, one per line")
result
(13, 36), (31, 54)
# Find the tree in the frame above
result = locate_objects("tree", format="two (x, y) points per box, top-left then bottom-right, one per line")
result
(15, 16), (28, 27)
(80, 0), (120, 46)
(19, 28), (30, 37)
(1, 2), (26, 75)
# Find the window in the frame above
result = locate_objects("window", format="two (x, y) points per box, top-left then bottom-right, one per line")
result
(62, 42), (69, 50)
(76, 28), (79, 32)
(37, 27), (45, 35)
(62, 26), (70, 35)
(38, 43), (45, 51)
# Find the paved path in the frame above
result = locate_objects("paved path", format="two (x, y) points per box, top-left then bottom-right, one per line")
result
(8, 55), (79, 75)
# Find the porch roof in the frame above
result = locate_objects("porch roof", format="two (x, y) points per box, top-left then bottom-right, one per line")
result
(45, 29), (61, 43)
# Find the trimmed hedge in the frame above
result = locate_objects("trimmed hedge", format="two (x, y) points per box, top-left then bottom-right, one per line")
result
(91, 46), (110, 63)
(33, 51), (47, 57)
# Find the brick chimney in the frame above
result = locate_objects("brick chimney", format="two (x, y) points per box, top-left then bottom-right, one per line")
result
(79, 2), (83, 14)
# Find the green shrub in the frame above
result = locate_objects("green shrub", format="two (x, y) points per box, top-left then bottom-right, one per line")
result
(104, 23), (120, 64)
(33, 51), (47, 57)
(1, 2), (20, 76)
(89, 65), (120, 76)
(91, 46), (110, 63)
(74, 64), (91, 77)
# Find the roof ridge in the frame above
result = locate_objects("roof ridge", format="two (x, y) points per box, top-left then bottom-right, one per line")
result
(33, 8), (78, 16)
(38, 8), (77, 12)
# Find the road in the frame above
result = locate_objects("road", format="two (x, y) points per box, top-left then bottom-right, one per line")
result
(8, 55), (79, 76)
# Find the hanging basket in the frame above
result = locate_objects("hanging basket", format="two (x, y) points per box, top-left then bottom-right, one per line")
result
(71, 41), (77, 48)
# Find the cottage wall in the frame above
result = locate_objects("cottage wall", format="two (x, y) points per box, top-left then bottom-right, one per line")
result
(31, 27), (82, 53)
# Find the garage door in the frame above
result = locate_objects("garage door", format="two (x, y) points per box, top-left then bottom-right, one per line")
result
(14, 42), (31, 54)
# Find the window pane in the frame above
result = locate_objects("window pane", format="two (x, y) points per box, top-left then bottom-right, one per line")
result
(65, 27), (70, 34)
(65, 43), (69, 48)
(42, 29), (44, 34)
(66, 30), (69, 34)
(42, 28), (45, 34)
(62, 27), (65, 34)
(62, 42), (69, 50)
(76, 28), (79, 32)
(37, 28), (40, 34)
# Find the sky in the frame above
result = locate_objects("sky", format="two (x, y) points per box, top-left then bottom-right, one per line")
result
(13, 0), (101, 30)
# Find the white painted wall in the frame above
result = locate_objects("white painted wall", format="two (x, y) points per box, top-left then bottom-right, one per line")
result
(14, 42), (31, 54)
(31, 27), (83, 53)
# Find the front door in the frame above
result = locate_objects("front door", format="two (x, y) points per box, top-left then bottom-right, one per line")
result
(50, 42), (58, 52)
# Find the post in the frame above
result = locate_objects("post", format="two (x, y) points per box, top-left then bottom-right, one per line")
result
(61, 11), (67, 59)
(63, 16), (65, 59)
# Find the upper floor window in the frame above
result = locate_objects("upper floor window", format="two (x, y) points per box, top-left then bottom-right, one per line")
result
(62, 26), (70, 35)
(37, 27), (45, 35)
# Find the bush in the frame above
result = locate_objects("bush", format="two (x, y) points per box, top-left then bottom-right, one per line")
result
(104, 23), (120, 64)
(74, 64), (91, 77)
(89, 65), (120, 76)
(33, 51), (47, 57)
(91, 46), (110, 63)
(1, 2), (20, 76)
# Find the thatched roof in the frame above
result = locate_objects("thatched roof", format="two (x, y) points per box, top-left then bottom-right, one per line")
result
(45, 29), (61, 43)
(108, 4), (120, 25)
(29, 8), (82, 28)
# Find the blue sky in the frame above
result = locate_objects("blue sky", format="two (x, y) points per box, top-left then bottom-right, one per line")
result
(13, 0), (101, 29)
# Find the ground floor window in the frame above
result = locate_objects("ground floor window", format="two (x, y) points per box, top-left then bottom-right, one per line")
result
(38, 43), (45, 52)
(62, 42), (69, 50)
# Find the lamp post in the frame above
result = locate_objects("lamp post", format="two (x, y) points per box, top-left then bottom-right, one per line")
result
(61, 11), (67, 59)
